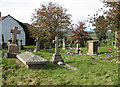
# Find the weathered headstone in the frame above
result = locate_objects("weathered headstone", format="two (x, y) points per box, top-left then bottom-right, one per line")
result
(51, 36), (64, 64)
(20, 40), (24, 50)
(112, 42), (115, 46)
(1, 34), (7, 49)
(44, 42), (50, 49)
(62, 37), (66, 50)
(8, 26), (21, 58)
(75, 40), (81, 54)
(17, 52), (48, 69)
(1, 34), (4, 45)
(87, 40), (98, 55)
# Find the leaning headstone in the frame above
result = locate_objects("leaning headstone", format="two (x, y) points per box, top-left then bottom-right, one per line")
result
(8, 26), (21, 58)
(87, 40), (98, 55)
(50, 36), (64, 64)
(17, 52), (48, 69)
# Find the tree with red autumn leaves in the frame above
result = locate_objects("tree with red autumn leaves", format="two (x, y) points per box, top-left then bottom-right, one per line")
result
(30, 2), (72, 52)
(71, 21), (90, 46)
(88, 0), (119, 49)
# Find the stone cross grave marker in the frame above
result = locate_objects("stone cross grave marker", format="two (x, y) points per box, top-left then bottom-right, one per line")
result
(51, 36), (64, 64)
(10, 26), (21, 44)
(87, 40), (98, 55)
(8, 26), (21, 58)
(17, 52), (48, 69)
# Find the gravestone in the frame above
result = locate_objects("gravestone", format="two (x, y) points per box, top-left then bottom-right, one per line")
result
(112, 42), (115, 46)
(20, 40), (24, 50)
(62, 37), (67, 50)
(87, 40), (98, 55)
(50, 36), (64, 64)
(17, 52), (48, 69)
(44, 42), (50, 49)
(1, 34), (7, 49)
(75, 40), (81, 54)
(8, 26), (21, 58)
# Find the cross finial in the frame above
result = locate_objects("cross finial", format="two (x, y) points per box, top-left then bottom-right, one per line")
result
(10, 26), (21, 44)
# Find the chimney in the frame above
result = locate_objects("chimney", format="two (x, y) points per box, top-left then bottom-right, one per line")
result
(0, 12), (1, 18)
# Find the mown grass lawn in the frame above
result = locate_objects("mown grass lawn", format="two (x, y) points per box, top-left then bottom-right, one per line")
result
(1, 44), (119, 85)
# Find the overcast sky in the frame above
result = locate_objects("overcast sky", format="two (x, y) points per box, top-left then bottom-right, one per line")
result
(0, 0), (105, 30)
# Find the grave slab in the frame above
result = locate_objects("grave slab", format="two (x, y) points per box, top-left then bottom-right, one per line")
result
(17, 52), (48, 69)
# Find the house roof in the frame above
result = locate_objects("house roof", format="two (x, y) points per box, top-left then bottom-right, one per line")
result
(0, 15), (8, 21)
(0, 15), (29, 34)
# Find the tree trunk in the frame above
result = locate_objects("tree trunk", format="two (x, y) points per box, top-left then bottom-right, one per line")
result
(114, 31), (118, 48)
(117, 31), (120, 57)
(114, 31), (120, 49)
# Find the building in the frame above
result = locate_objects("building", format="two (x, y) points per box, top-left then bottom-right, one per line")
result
(0, 12), (35, 46)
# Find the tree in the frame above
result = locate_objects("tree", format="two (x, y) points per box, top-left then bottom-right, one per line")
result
(30, 2), (72, 52)
(101, 1), (120, 49)
(71, 21), (90, 47)
(94, 15), (108, 41)
(88, 1), (119, 44)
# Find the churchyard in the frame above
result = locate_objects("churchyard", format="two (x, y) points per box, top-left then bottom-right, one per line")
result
(0, 1), (119, 86)
(1, 43), (119, 85)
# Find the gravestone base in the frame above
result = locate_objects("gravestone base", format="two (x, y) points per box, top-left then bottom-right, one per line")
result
(20, 46), (24, 50)
(8, 44), (19, 58)
(51, 54), (64, 64)
(8, 53), (18, 58)
(75, 49), (80, 54)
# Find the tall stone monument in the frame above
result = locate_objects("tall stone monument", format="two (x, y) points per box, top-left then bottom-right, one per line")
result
(75, 39), (82, 54)
(62, 37), (67, 50)
(51, 36), (64, 64)
(87, 40), (98, 55)
(8, 26), (21, 58)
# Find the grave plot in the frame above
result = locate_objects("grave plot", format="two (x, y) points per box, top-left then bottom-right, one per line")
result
(17, 52), (48, 69)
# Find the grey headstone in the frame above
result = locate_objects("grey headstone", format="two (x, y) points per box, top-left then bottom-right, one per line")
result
(2, 51), (8, 58)
(87, 40), (98, 55)
(17, 52), (48, 65)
